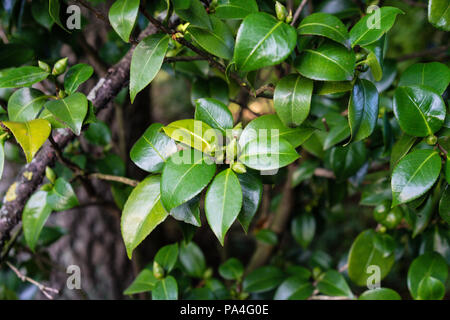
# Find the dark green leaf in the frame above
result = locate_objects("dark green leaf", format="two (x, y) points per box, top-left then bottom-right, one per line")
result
(64, 63), (94, 95)
(439, 185), (450, 224)
(194, 98), (234, 133)
(219, 258), (244, 280)
(0, 66), (49, 88)
(170, 196), (202, 227)
(47, 178), (79, 211)
(237, 172), (262, 233)
(326, 141), (367, 180)
(49, 0), (68, 31)
(22, 191), (52, 252)
(291, 213), (315, 249)
(84, 121), (112, 146)
(174, 0), (212, 29)
(152, 276), (178, 300)
(298, 13), (350, 47)
(190, 77), (229, 106)
(390, 133), (417, 171)
(124, 267), (158, 295)
(7, 88), (47, 122)
(274, 276), (314, 300)
(317, 270), (354, 298)
(31, 0), (53, 29)
(44, 93), (88, 135)
(243, 266), (285, 293)
(179, 242), (206, 278)
(154, 243), (178, 273)
(398, 62), (450, 95)
(214, 0), (259, 19)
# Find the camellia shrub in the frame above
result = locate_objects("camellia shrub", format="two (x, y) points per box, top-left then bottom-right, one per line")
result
(0, 0), (448, 300)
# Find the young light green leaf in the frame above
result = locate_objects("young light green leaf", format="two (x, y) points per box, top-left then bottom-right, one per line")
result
(219, 258), (244, 280)
(239, 137), (299, 171)
(274, 276), (314, 300)
(161, 149), (216, 212)
(47, 178), (79, 211)
(234, 12), (297, 72)
(130, 123), (177, 173)
(130, 33), (169, 103)
(194, 98), (234, 133)
(294, 41), (356, 81)
(274, 74), (313, 128)
(154, 243), (178, 273)
(152, 276), (178, 300)
(237, 172), (262, 233)
(0, 66), (49, 88)
(188, 16), (234, 60)
(121, 175), (168, 259)
(22, 191), (52, 252)
(349, 7), (404, 47)
(428, 0), (450, 31)
(298, 13), (350, 47)
(398, 62), (450, 95)
(391, 149), (441, 206)
(348, 78), (379, 142)
(2, 119), (51, 163)
(44, 93), (88, 135)
(358, 288), (401, 300)
(214, 0), (259, 19)
(7, 88), (48, 122)
(108, 0), (140, 43)
(243, 266), (285, 293)
(64, 63), (94, 94)
(317, 270), (354, 298)
(393, 85), (446, 137)
(205, 169), (243, 245)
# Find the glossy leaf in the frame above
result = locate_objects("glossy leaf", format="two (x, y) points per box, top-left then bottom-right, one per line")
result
(317, 270), (353, 298)
(64, 63), (94, 95)
(349, 7), (404, 47)
(44, 93), (88, 135)
(124, 267), (158, 295)
(0, 66), (49, 88)
(390, 133), (417, 171)
(121, 175), (168, 259)
(237, 172), (262, 233)
(48, 0), (67, 31)
(130, 123), (177, 173)
(2, 119), (51, 162)
(130, 34), (169, 103)
(239, 137), (299, 171)
(243, 266), (284, 293)
(214, 0), (258, 19)
(47, 178), (79, 211)
(348, 78), (379, 142)
(152, 276), (178, 300)
(393, 85), (446, 137)
(291, 213), (316, 249)
(417, 276), (446, 300)
(179, 242), (206, 278)
(154, 243), (178, 273)
(398, 62), (450, 95)
(407, 252), (448, 299)
(219, 258), (244, 280)
(194, 98), (233, 133)
(325, 142), (367, 180)
(428, 0), (450, 31)
(163, 119), (218, 153)
(391, 149), (441, 206)
(274, 74), (313, 127)
(294, 41), (356, 81)
(161, 149), (216, 212)
(298, 13), (350, 47)
(174, 0), (212, 29)
(7, 88), (48, 122)
(439, 185), (450, 224)
(108, 0), (140, 43)
(188, 16), (234, 60)
(22, 191), (52, 252)
(348, 230), (395, 286)
(274, 276), (314, 300)
(358, 288), (401, 300)
(233, 12), (297, 72)
(205, 169), (242, 245)
(170, 195), (202, 227)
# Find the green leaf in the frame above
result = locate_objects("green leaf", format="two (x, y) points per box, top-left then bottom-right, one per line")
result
(325, 141), (367, 180)
(417, 276), (446, 300)
(348, 78), (379, 143)
(428, 0), (450, 31)
(130, 33), (169, 103)
(294, 41), (356, 81)
(391, 149), (441, 206)
(174, 0), (212, 29)
(191, 77), (229, 106)
(170, 196), (202, 227)
(163, 119), (219, 153)
(239, 137), (299, 171)
(179, 242), (206, 278)
(348, 230), (395, 286)
(49, 0), (68, 31)
(124, 267), (158, 295)
(161, 149), (216, 212)
(0, 44), (34, 69)
(2, 119), (51, 162)
(298, 13), (350, 47)
(274, 74), (313, 128)
(407, 252), (448, 299)
(205, 169), (242, 245)
(130, 123), (177, 173)
(291, 213), (316, 249)
(239, 114), (315, 149)
(22, 191), (52, 252)
(243, 266), (285, 293)
(274, 276), (314, 300)
(408, 196), (434, 238)
(237, 172), (262, 233)
(219, 258), (244, 280)
(47, 178), (79, 211)
(7, 88), (48, 122)
(31, 0), (53, 29)
(121, 175), (168, 259)
(0, 142), (4, 179)
(349, 7), (404, 47)
(393, 85), (446, 137)
(398, 62), (450, 95)
(233, 12), (297, 72)
(154, 243), (178, 273)
(317, 270), (354, 298)
(0, 66), (49, 88)
(152, 276), (178, 300)
(108, 0), (140, 43)
(439, 185), (450, 224)
(194, 98), (234, 133)
(255, 229), (278, 245)
(188, 16), (234, 60)
(84, 121), (111, 146)
(323, 121), (350, 150)
(64, 64), (94, 95)
(214, 0), (259, 19)
(390, 133), (417, 171)
(291, 160), (318, 187)
(44, 93), (88, 135)
(358, 288), (401, 300)
(315, 81), (352, 95)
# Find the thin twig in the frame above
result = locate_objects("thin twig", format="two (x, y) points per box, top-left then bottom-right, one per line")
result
(291, 0), (309, 26)
(88, 173), (139, 187)
(6, 261), (59, 299)
(74, 0), (109, 24)
(437, 143), (448, 156)
(164, 56), (206, 63)
(314, 168), (335, 179)
(254, 83), (275, 96)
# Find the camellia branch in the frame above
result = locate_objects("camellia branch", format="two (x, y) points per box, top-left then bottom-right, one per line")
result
(88, 173), (139, 187)
(291, 0), (309, 26)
